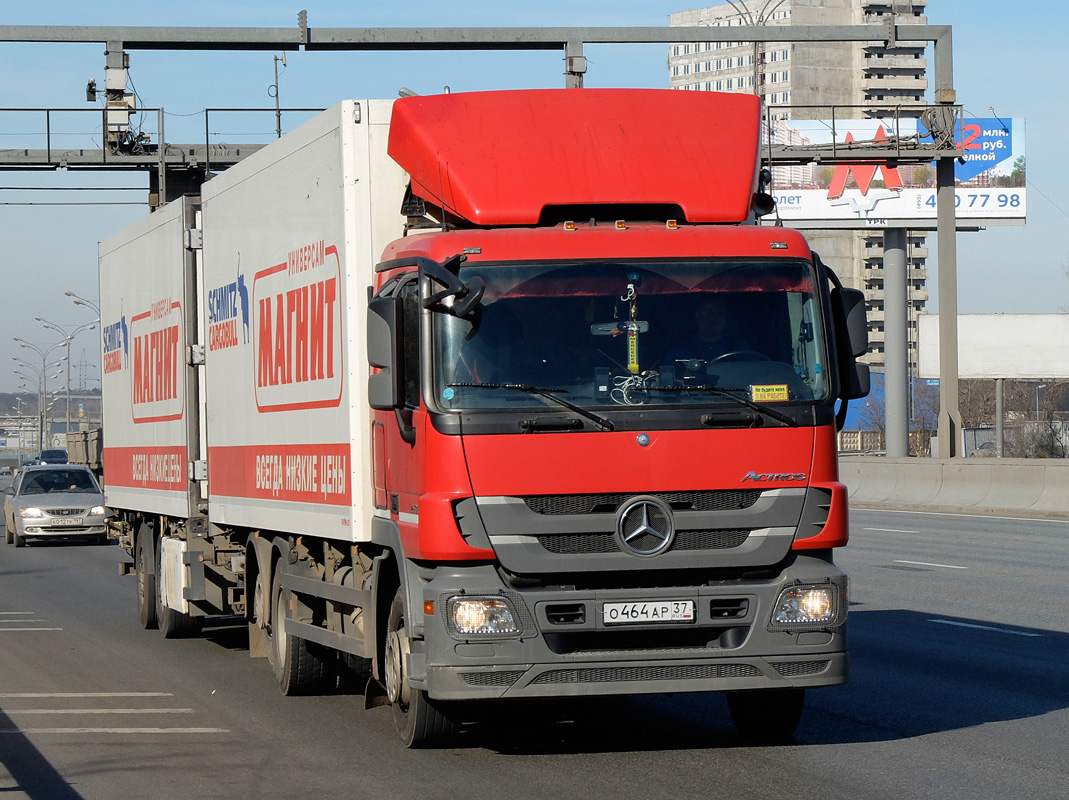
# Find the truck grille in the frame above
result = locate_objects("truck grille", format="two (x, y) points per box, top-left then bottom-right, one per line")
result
(771, 660), (830, 677)
(536, 528), (750, 555)
(522, 490), (760, 516)
(531, 662), (760, 685)
(460, 671), (526, 687)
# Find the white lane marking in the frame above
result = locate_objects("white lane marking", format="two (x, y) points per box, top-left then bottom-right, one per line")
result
(7, 709), (194, 715)
(0, 693), (174, 698)
(894, 560), (967, 570)
(865, 527), (919, 533)
(0, 619), (46, 623)
(0, 612), (35, 615)
(0, 628), (62, 632)
(928, 619), (1043, 637)
(0, 728), (231, 734)
(859, 508), (1069, 524)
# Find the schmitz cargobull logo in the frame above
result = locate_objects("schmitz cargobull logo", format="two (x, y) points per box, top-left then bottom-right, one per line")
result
(102, 303), (128, 375)
(130, 296), (185, 423)
(207, 267), (250, 352)
(252, 240), (344, 412)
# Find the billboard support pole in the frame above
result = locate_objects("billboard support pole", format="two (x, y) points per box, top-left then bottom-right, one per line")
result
(995, 377), (1004, 457)
(935, 155), (962, 457)
(884, 227), (909, 457)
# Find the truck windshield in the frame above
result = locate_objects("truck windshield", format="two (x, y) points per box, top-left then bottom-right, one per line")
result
(432, 259), (830, 411)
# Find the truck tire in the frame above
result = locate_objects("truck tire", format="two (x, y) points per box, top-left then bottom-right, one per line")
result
(136, 534), (158, 630)
(727, 688), (805, 739)
(336, 652), (373, 694)
(385, 587), (459, 748)
(155, 535), (202, 639)
(270, 568), (331, 695)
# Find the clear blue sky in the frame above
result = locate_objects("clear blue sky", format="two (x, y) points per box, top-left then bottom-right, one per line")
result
(2, 0), (1066, 394)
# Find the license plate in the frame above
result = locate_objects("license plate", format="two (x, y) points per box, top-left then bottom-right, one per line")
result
(603, 600), (694, 624)
(50, 518), (83, 527)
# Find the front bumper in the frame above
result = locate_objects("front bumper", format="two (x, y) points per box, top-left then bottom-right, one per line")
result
(409, 553), (848, 701)
(17, 519), (107, 541)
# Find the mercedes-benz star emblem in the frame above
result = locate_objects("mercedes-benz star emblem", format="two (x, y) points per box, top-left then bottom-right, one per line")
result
(616, 496), (675, 557)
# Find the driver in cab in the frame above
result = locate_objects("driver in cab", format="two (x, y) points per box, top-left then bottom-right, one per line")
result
(661, 294), (752, 371)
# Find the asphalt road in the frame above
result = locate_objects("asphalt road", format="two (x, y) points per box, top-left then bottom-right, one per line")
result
(1, 508), (1067, 800)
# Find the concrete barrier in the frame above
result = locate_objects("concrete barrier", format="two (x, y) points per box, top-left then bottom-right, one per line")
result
(1033, 466), (1069, 515)
(838, 455), (1069, 520)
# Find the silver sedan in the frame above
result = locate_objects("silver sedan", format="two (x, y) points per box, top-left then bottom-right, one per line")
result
(3, 464), (109, 547)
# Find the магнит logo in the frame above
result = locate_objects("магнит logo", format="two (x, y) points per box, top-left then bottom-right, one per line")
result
(252, 240), (344, 413)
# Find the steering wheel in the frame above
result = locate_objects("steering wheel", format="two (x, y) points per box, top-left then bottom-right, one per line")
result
(711, 350), (771, 363)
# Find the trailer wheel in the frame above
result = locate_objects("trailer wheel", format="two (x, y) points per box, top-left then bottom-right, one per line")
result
(727, 688), (805, 740)
(155, 535), (201, 639)
(136, 534), (158, 630)
(270, 568), (330, 695)
(385, 587), (458, 748)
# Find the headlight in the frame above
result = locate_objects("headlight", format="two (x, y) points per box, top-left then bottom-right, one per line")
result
(91, 506), (107, 516)
(20, 507), (45, 518)
(769, 583), (844, 630)
(448, 596), (520, 636)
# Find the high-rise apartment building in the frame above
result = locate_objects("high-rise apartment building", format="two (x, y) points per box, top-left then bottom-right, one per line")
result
(669, 0), (930, 368)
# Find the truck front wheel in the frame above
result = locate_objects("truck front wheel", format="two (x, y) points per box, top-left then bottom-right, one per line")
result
(385, 587), (459, 748)
(727, 688), (805, 739)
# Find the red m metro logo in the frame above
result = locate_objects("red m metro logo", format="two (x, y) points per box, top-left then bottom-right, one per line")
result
(826, 127), (904, 200)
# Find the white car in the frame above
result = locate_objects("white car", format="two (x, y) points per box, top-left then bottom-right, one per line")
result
(3, 464), (109, 547)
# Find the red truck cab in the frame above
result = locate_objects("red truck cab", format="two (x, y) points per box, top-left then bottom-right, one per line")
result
(366, 89), (868, 745)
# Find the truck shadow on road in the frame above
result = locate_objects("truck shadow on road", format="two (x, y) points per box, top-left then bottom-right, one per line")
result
(0, 708), (86, 800)
(465, 607), (1069, 754)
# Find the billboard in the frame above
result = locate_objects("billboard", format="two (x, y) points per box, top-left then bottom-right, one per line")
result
(765, 116), (1026, 229)
(918, 314), (1069, 379)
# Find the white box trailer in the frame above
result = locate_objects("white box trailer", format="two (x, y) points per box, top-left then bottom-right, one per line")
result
(99, 196), (198, 520)
(100, 100), (407, 540)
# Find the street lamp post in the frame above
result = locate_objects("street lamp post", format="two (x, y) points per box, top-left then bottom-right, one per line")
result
(36, 317), (97, 432)
(64, 290), (101, 316)
(13, 337), (67, 452)
(724, 0), (789, 100)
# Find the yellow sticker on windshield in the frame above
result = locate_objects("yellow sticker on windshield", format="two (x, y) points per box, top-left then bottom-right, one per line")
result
(751, 384), (789, 402)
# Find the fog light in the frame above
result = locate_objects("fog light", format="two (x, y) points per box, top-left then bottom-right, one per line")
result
(449, 597), (519, 636)
(771, 585), (840, 629)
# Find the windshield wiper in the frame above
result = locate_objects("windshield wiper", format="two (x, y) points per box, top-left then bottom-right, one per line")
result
(448, 383), (615, 431)
(647, 384), (798, 427)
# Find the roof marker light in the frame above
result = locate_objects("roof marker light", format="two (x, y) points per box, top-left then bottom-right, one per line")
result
(666, 220), (679, 230)
(770, 242), (789, 250)
(615, 220), (628, 230)
(564, 221), (577, 231)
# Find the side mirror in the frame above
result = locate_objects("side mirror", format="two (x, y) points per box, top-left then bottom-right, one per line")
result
(831, 287), (870, 403)
(367, 295), (404, 411)
(843, 360), (870, 401)
(836, 287), (869, 358)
